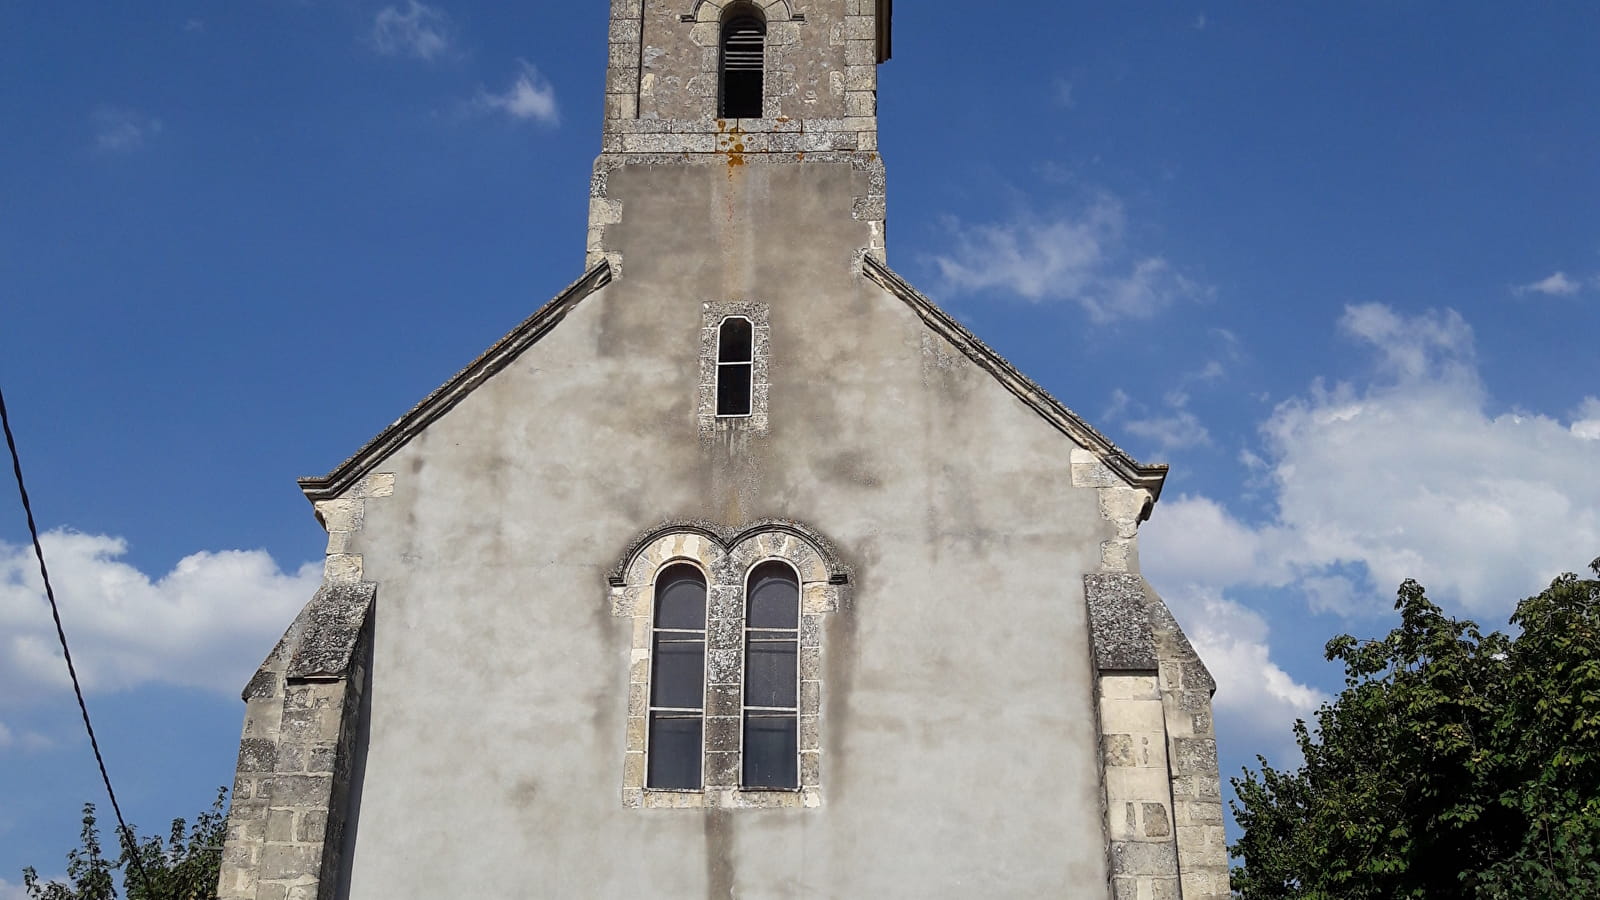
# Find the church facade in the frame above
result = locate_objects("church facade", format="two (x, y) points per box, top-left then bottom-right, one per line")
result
(216, 3), (1231, 897)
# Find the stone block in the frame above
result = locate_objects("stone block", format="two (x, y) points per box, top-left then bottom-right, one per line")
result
(1110, 840), (1178, 877)
(844, 90), (876, 117)
(259, 844), (321, 881)
(1174, 737), (1218, 774)
(1099, 698), (1166, 736)
(1100, 674), (1160, 701)
(1104, 766), (1170, 805)
(262, 774), (332, 807)
(323, 553), (362, 583)
(1142, 803), (1171, 837)
(265, 808), (296, 844)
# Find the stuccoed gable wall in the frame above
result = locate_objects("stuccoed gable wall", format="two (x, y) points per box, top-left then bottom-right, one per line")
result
(315, 156), (1114, 897)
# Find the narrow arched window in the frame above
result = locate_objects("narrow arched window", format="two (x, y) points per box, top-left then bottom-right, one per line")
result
(719, 10), (766, 119)
(716, 317), (753, 417)
(742, 561), (799, 789)
(648, 564), (707, 790)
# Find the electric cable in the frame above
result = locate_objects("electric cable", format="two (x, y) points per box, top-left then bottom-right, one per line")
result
(0, 384), (162, 900)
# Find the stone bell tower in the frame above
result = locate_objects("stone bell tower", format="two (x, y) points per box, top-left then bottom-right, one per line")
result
(586, 0), (890, 273)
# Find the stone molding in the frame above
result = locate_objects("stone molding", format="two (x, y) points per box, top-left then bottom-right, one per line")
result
(609, 521), (847, 809)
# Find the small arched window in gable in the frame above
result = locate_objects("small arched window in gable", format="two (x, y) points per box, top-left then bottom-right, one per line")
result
(719, 9), (766, 119)
(648, 563), (708, 790)
(742, 560), (799, 789)
(716, 316), (754, 417)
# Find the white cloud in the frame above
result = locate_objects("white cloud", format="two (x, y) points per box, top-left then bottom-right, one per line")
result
(0, 531), (320, 698)
(91, 108), (162, 153)
(1514, 270), (1583, 297)
(1123, 407), (1210, 452)
(1145, 303), (1600, 620)
(475, 60), (560, 125)
(1108, 387), (1213, 452)
(932, 195), (1203, 322)
(0, 878), (32, 900)
(370, 1), (455, 61)
(1164, 587), (1326, 757)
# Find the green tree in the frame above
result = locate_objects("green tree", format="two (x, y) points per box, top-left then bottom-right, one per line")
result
(22, 788), (228, 900)
(1230, 560), (1600, 899)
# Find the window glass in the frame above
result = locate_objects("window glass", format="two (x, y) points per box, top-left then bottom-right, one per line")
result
(747, 562), (799, 628)
(742, 561), (799, 789)
(742, 716), (798, 789)
(648, 564), (707, 790)
(647, 714), (704, 790)
(716, 318), (754, 417)
(656, 565), (708, 629)
(650, 642), (707, 709)
(718, 318), (753, 362)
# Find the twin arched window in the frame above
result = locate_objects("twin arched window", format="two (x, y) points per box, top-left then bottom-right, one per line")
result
(719, 8), (766, 119)
(646, 559), (800, 790)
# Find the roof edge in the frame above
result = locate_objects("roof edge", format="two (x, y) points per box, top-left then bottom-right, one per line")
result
(861, 255), (1168, 503)
(298, 261), (613, 503)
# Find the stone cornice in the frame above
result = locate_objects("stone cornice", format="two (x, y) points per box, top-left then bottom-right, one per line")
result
(297, 262), (613, 504)
(861, 254), (1169, 507)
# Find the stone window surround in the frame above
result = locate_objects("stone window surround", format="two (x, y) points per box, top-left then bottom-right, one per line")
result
(610, 523), (845, 809)
(699, 301), (770, 435)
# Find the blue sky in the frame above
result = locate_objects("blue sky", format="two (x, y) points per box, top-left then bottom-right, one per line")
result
(3, 1), (1598, 888)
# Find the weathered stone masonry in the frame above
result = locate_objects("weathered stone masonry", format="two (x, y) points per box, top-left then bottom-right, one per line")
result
(1079, 453), (1230, 900)
(217, 473), (391, 900)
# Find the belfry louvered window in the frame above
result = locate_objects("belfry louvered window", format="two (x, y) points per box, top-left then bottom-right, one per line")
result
(647, 564), (708, 790)
(742, 561), (800, 789)
(719, 11), (766, 119)
(716, 316), (753, 417)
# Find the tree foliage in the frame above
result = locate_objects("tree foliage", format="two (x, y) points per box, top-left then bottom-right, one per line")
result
(22, 788), (228, 900)
(1230, 560), (1600, 899)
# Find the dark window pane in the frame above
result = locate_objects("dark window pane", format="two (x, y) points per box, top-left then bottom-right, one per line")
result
(744, 640), (797, 708)
(718, 318), (753, 363)
(742, 715), (798, 789)
(655, 564), (706, 630)
(747, 562), (798, 628)
(650, 641), (706, 709)
(648, 713), (703, 790)
(719, 18), (765, 119)
(717, 363), (752, 416)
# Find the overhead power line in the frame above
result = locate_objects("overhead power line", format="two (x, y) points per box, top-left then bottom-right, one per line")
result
(0, 385), (160, 899)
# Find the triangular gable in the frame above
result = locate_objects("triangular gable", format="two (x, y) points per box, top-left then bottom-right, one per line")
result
(861, 255), (1167, 504)
(298, 262), (612, 502)
(298, 254), (1167, 508)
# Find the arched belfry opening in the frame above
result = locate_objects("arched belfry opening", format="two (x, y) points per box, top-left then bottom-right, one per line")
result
(719, 5), (766, 119)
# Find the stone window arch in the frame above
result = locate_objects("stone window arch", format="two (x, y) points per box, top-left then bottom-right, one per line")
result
(610, 522), (846, 808)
